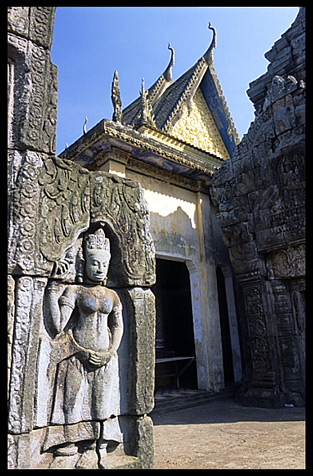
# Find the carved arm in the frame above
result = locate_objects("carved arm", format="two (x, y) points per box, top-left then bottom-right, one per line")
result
(108, 300), (124, 355)
(45, 281), (75, 336)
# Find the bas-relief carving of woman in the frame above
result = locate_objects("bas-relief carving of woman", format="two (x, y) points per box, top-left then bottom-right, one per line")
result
(43, 228), (124, 469)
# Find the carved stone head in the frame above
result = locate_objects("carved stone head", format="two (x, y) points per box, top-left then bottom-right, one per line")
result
(84, 228), (111, 283)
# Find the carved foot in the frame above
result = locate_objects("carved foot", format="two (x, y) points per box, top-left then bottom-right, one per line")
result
(49, 454), (78, 469)
(49, 443), (79, 469)
(55, 443), (78, 456)
(75, 444), (99, 469)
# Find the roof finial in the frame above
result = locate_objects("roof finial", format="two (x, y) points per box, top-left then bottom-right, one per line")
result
(111, 70), (122, 123)
(204, 22), (217, 65)
(168, 43), (175, 66)
(83, 116), (88, 134)
(140, 78), (150, 123)
(163, 43), (175, 82)
(135, 78), (156, 128)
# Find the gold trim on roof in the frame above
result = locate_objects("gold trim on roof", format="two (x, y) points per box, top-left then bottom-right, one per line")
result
(171, 89), (230, 159)
(136, 123), (224, 169)
(163, 57), (208, 134)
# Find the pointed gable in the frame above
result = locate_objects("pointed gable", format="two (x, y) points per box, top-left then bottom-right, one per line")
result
(122, 24), (239, 160)
(122, 44), (175, 127)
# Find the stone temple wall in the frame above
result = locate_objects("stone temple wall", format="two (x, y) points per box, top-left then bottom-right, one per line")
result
(8, 7), (156, 469)
(210, 8), (305, 407)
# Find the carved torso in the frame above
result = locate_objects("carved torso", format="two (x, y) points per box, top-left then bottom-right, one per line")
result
(64, 284), (119, 352)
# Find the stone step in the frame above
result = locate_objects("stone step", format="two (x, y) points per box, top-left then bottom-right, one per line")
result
(104, 454), (140, 470)
(152, 386), (238, 414)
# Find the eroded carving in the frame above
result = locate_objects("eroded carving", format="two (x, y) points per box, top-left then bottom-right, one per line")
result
(42, 228), (123, 469)
(9, 156), (155, 286)
(270, 244), (305, 279)
(7, 275), (15, 400)
(243, 284), (273, 380)
(38, 157), (90, 262)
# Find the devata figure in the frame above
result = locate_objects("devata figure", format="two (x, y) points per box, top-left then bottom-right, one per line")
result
(43, 228), (124, 469)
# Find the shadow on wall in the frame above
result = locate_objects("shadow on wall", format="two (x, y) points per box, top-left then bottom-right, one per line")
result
(150, 206), (197, 258)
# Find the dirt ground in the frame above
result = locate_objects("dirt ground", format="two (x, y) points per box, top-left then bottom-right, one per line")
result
(151, 397), (305, 470)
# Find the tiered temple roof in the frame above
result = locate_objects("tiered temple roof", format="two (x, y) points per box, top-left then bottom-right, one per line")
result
(60, 23), (239, 183)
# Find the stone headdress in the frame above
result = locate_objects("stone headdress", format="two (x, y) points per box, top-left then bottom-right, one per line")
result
(84, 228), (110, 254)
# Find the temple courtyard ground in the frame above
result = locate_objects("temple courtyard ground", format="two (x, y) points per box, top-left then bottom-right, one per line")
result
(151, 396), (305, 470)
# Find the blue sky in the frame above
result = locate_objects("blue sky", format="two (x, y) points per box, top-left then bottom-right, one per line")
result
(51, 6), (300, 156)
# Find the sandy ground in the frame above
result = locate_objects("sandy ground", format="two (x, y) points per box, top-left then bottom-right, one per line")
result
(151, 397), (305, 470)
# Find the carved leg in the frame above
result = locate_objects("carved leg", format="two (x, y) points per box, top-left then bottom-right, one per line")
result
(98, 441), (108, 469)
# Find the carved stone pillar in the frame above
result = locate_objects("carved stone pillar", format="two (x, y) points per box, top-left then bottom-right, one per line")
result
(8, 8), (156, 469)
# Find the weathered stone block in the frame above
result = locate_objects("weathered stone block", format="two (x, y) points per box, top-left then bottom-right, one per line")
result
(8, 31), (58, 154)
(215, 209), (238, 228)
(295, 102), (305, 125)
(291, 32), (305, 55)
(135, 415), (154, 468)
(8, 276), (48, 434)
(8, 7), (56, 49)
(119, 287), (155, 415)
(8, 7), (30, 38)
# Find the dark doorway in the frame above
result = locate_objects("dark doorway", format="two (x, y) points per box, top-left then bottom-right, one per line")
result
(152, 258), (197, 389)
(216, 267), (234, 385)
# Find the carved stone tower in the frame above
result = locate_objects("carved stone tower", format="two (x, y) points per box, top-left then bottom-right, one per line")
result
(211, 8), (305, 408)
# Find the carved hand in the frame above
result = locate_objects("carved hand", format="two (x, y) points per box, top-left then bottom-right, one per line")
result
(46, 280), (66, 295)
(88, 350), (113, 368)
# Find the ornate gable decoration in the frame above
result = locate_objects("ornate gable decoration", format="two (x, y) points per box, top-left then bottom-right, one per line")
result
(122, 23), (239, 159)
(171, 88), (230, 159)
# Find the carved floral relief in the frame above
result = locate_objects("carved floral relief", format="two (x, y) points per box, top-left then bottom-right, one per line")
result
(9, 156), (155, 285)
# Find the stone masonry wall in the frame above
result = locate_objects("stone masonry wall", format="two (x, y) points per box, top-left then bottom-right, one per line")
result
(210, 8), (305, 408)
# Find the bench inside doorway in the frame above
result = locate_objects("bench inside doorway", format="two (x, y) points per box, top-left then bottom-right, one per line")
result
(155, 356), (195, 389)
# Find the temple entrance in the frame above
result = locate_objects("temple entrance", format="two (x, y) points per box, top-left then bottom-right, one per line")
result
(153, 258), (197, 390)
